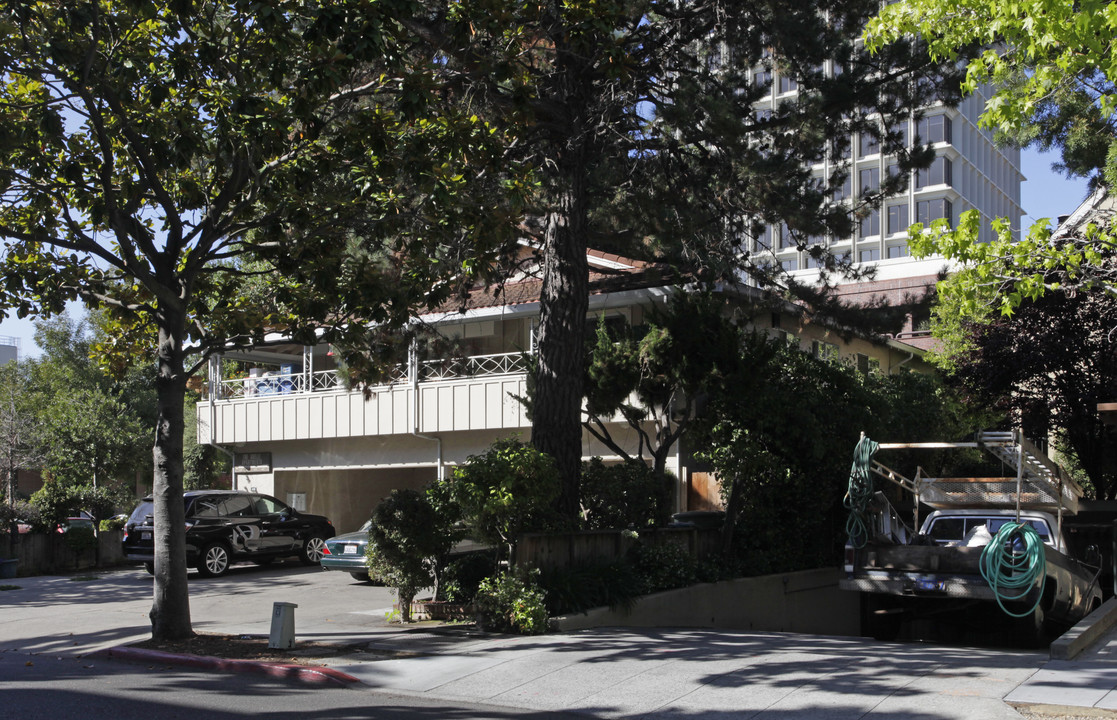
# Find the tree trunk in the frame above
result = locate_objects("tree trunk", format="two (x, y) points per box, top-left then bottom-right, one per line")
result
(149, 312), (194, 640)
(532, 195), (589, 521)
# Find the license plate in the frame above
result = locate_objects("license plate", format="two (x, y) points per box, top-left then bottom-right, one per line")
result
(343, 545), (358, 555)
(142, 532), (152, 540)
(914, 579), (945, 592)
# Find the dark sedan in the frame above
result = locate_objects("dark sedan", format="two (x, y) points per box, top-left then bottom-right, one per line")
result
(321, 520), (374, 581)
(122, 490), (335, 577)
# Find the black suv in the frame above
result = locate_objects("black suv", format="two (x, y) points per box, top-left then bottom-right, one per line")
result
(122, 490), (335, 578)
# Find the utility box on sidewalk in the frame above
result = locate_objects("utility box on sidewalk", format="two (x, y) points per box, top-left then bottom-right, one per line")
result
(268, 601), (298, 649)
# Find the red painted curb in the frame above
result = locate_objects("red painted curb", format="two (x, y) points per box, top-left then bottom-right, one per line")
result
(99, 646), (362, 687)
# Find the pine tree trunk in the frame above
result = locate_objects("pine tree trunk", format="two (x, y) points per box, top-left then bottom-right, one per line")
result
(149, 313), (194, 640)
(532, 191), (589, 521)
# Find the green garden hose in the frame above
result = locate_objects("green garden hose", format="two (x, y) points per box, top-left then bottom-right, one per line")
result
(979, 522), (1046, 618)
(844, 435), (879, 549)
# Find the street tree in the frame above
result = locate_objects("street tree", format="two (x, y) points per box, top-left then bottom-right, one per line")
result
(0, 1), (523, 640)
(420, 0), (961, 516)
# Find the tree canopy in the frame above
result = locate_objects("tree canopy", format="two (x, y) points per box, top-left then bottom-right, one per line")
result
(866, 0), (1117, 191)
(422, 0), (964, 514)
(0, 0), (524, 640)
(866, 0), (1117, 315)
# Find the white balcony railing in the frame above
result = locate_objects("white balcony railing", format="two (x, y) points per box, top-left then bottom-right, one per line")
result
(211, 352), (528, 401)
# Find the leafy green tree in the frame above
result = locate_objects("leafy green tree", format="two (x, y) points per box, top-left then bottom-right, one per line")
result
(930, 270), (1117, 500)
(21, 315), (152, 506)
(422, 0), (961, 518)
(0, 2), (522, 640)
(447, 440), (562, 560)
(866, 0), (1117, 313)
(366, 488), (462, 622)
(697, 336), (992, 572)
(0, 360), (43, 520)
(866, 0), (1117, 191)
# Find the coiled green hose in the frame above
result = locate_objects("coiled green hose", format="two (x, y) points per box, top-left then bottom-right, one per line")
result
(844, 436), (879, 549)
(979, 522), (1047, 618)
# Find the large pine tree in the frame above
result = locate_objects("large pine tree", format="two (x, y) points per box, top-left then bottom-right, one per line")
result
(417, 0), (964, 515)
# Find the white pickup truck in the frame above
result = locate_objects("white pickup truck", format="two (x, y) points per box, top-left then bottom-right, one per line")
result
(841, 504), (1103, 641)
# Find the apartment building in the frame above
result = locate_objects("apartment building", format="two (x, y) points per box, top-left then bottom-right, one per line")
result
(196, 250), (932, 532)
(755, 72), (1024, 349)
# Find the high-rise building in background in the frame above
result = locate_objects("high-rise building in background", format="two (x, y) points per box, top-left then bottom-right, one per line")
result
(0, 335), (18, 366)
(756, 73), (1023, 349)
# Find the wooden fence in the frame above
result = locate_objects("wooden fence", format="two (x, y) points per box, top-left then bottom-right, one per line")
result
(515, 527), (722, 571)
(0, 529), (127, 577)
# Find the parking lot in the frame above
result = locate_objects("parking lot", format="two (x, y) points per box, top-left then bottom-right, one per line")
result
(0, 560), (399, 658)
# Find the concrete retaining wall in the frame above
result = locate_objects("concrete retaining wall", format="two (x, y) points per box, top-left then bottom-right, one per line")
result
(555, 567), (861, 636)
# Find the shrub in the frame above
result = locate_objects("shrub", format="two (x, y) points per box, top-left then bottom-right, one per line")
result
(630, 542), (697, 594)
(579, 458), (668, 529)
(447, 440), (562, 558)
(366, 488), (462, 621)
(62, 525), (98, 554)
(0, 499), (38, 531)
(474, 567), (549, 635)
(441, 552), (497, 604)
(539, 558), (643, 615)
(29, 480), (80, 530)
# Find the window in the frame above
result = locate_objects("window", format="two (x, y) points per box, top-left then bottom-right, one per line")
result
(754, 69), (772, 88)
(755, 107), (773, 122)
(887, 204), (909, 234)
(219, 495), (254, 517)
(916, 157), (952, 188)
(832, 175), (851, 201)
(855, 353), (881, 376)
(771, 223), (794, 249)
(859, 168), (879, 196)
(254, 496), (286, 515)
(860, 208), (880, 237)
(812, 340), (839, 362)
(888, 121), (909, 148)
(781, 258), (798, 271)
(805, 232), (824, 246)
(859, 248), (880, 262)
(916, 198), (952, 225)
(916, 115), (952, 145)
(859, 131), (879, 157)
(887, 244), (909, 259)
(831, 138), (851, 160)
(778, 74), (798, 93)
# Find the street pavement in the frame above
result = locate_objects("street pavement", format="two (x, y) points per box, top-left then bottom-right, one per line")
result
(3, 564), (1117, 719)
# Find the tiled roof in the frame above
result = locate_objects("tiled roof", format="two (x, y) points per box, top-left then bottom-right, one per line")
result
(435, 251), (671, 313)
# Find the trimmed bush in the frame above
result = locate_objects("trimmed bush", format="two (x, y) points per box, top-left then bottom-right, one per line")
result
(474, 567), (549, 635)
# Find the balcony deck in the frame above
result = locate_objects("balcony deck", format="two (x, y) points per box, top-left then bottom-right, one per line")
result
(198, 352), (531, 445)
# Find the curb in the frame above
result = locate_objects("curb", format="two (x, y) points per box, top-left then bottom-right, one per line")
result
(1050, 597), (1117, 660)
(98, 646), (363, 687)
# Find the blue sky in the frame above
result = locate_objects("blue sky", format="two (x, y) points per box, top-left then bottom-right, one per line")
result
(0, 146), (1094, 359)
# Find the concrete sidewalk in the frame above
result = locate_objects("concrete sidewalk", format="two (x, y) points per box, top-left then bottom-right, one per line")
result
(7, 565), (1117, 718)
(300, 624), (1112, 719)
